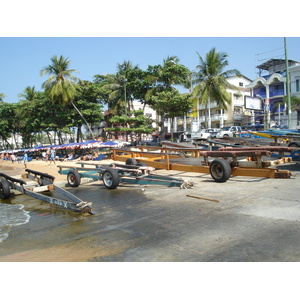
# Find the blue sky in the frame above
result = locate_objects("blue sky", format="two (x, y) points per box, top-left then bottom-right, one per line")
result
(1, 1), (300, 104)
(1, 37), (300, 103)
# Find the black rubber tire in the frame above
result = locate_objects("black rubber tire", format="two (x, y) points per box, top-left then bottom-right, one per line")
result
(210, 159), (231, 182)
(0, 179), (11, 199)
(223, 134), (229, 138)
(67, 170), (81, 187)
(102, 168), (120, 189)
(136, 162), (148, 167)
(288, 142), (300, 148)
(126, 158), (137, 165)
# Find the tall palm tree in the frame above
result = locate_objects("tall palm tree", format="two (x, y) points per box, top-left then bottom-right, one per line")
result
(192, 48), (240, 128)
(102, 60), (139, 116)
(40, 55), (95, 139)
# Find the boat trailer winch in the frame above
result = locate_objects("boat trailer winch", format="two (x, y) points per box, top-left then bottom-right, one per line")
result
(0, 169), (94, 214)
(57, 162), (193, 189)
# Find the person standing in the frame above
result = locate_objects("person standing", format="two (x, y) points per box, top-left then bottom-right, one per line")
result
(23, 151), (28, 168)
(48, 147), (56, 165)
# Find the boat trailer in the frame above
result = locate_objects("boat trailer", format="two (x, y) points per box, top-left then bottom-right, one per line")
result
(0, 169), (94, 214)
(110, 146), (293, 182)
(57, 162), (193, 189)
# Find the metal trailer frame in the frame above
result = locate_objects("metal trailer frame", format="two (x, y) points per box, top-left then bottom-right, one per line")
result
(110, 146), (293, 181)
(57, 162), (193, 189)
(0, 169), (94, 214)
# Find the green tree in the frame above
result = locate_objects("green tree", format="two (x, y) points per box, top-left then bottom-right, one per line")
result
(106, 109), (155, 142)
(147, 56), (191, 137)
(40, 55), (96, 140)
(151, 90), (194, 140)
(275, 95), (300, 127)
(100, 61), (140, 116)
(192, 48), (240, 128)
(0, 102), (18, 148)
(18, 86), (39, 102)
(72, 80), (104, 141)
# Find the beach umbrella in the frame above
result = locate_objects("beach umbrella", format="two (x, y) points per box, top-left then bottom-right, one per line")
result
(99, 141), (119, 147)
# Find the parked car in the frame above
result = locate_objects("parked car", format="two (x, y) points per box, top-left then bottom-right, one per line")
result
(191, 129), (219, 141)
(191, 130), (208, 141)
(206, 128), (219, 138)
(216, 127), (237, 138)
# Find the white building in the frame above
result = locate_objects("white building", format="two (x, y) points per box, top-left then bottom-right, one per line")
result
(172, 75), (252, 133)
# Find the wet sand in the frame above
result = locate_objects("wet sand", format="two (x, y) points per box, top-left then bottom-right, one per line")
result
(0, 158), (124, 262)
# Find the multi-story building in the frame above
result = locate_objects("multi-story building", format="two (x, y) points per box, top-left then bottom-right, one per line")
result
(246, 58), (300, 129)
(289, 64), (300, 128)
(171, 75), (252, 133)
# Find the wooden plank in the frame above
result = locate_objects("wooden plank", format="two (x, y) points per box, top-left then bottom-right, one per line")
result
(186, 195), (220, 203)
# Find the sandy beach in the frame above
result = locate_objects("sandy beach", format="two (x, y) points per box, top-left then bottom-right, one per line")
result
(0, 158), (107, 182)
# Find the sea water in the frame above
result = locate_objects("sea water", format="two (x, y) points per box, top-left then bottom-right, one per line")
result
(0, 203), (30, 243)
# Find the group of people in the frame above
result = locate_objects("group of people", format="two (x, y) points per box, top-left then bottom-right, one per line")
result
(1, 147), (103, 168)
(42, 148), (56, 165)
(80, 151), (99, 161)
(0, 151), (29, 168)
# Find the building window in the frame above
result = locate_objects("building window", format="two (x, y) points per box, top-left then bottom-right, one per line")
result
(296, 79), (300, 92)
(239, 82), (243, 87)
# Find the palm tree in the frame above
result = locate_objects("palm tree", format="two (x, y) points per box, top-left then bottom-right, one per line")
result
(40, 55), (95, 140)
(192, 48), (241, 128)
(102, 60), (139, 116)
(145, 56), (191, 137)
(18, 86), (38, 102)
(0, 93), (5, 102)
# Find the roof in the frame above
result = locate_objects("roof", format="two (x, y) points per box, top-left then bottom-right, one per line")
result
(256, 59), (299, 71)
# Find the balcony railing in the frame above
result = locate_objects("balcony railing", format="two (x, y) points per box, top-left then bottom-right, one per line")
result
(198, 114), (228, 123)
(270, 89), (285, 97)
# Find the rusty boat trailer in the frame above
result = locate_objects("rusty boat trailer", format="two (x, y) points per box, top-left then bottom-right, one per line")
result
(111, 146), (294, 182)
(0, 169), (94, 214)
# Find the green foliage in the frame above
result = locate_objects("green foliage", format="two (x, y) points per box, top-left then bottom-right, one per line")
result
(41, 55), (79, 105)
(151, 90), (194, 119)
(106, 109), (155, 136)
(192, 48), (240, 110)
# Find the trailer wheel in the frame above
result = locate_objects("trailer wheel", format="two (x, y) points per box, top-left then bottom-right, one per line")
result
(67, 170), (81, 187)
(126, 158), (137, 165)
(288, 142), (300, 148)
(102, 168), (120, 189)
(0, 179), (11, 199)
(210, 159), (231, 182)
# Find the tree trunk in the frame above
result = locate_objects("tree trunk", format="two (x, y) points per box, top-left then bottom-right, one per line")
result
(46, 131), (52, 145)
(71, 101), (95, 140)
(170, 118), (174, 141)
(13, 133), (18, 149)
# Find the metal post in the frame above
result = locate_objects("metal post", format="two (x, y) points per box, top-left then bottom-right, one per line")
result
(284, 37), (292, 128)
(124, 76), (127, 116)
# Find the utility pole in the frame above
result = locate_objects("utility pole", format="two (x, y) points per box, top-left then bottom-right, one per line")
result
(284, 37), (292, 128)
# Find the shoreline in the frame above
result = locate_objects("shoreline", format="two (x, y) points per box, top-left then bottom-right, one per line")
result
(0, 157), (124, 262)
